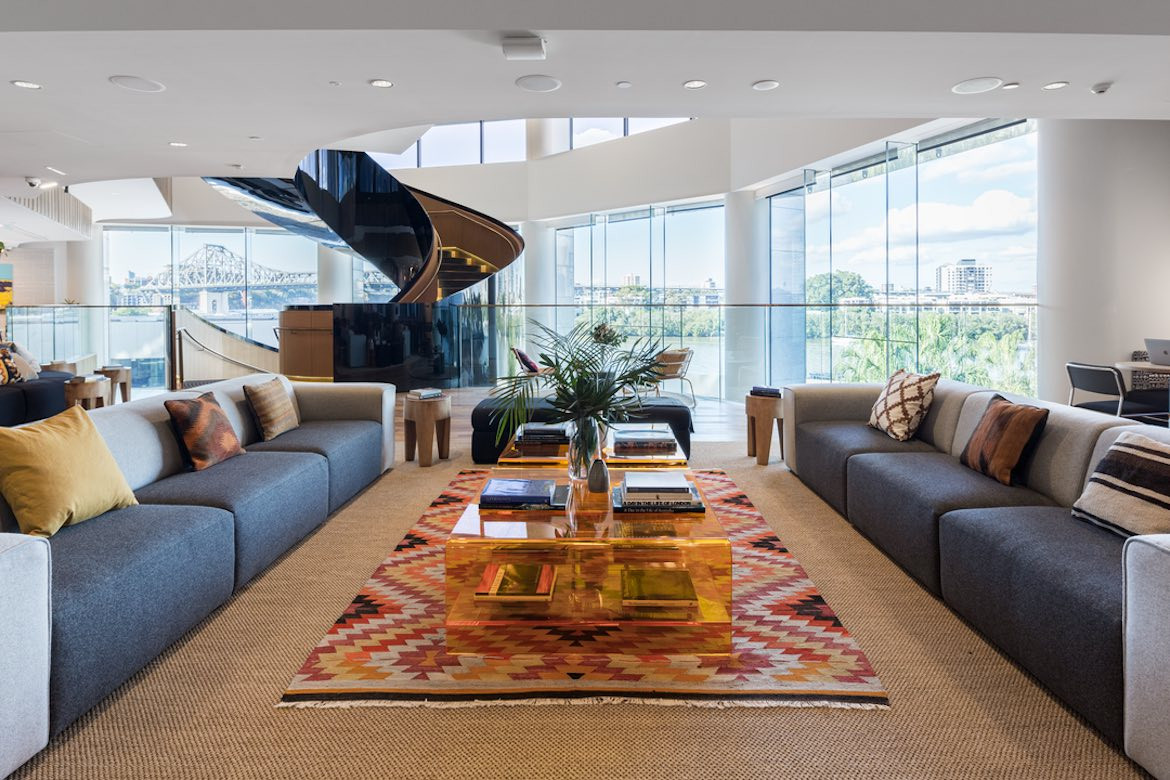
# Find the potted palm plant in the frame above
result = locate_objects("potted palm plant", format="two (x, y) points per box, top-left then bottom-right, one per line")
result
(494, 320), (662, 481)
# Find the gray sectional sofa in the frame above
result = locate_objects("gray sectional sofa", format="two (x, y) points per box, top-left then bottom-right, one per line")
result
(0, 374), (394, 779)
(782, 380), (1170, 778)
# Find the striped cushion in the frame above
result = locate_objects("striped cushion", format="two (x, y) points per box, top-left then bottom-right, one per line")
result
(960, 394), (1048, 485)
(243, 378), (299, 441)
(1073, 431), (1170, 537)
(164, 392), (245, 471)
(868, 370), (940, 441)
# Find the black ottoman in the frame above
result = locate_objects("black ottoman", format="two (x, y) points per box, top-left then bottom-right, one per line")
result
(471, 396), (694, 464)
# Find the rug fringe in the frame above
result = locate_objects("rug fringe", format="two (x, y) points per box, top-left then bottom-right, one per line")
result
(277, 696), (889, 711)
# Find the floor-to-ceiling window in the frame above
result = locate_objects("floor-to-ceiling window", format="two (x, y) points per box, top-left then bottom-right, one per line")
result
(768, 120), (1038, 394)
(553, 201), (725, 397)
(105, 224), (320, 348)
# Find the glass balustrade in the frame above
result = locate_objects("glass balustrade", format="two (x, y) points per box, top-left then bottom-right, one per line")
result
(4, 301), (1036, 400)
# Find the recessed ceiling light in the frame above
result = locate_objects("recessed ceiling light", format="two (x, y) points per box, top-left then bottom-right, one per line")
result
(248, 135), (263, 141)
(951, 77), (1004, 95)
(515, 74), (561, 93)
(615, 80), (632, 89)
(682, 79), (707, 90)
(38, 181), (59, 190)
(108, 74), (166, 93)
(227, 163), (244, 170)
(168, 141), (188, 148)
(10, 80), (42, 90)
(328, 81), (342, 87)
(752, 80), (780, 91)
(368, 79), (394, 89)
(1043, 81), (1070, 90)
(1001, 82), (1020, 90)
(45, 166), (67, 176)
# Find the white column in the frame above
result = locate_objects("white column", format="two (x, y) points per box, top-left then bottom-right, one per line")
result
(722, 189), (770, 400)
(316, 245), (353, 304)
(526, 118), (567, 160)
(520, 220), (556, 349)
(1037, 120), (1170, 401)
(66, 227), (105, 304)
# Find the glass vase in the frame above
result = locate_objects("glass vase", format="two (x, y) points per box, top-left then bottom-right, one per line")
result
(567, 418), (602, 481)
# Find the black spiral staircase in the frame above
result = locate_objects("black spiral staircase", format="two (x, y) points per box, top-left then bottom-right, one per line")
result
(203, 149), (525, 389)
(205, 149), (523, 302)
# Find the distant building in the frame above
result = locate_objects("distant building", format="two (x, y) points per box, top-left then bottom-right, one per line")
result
(621, 273), (642, 286)
(936, 259), (992, 294)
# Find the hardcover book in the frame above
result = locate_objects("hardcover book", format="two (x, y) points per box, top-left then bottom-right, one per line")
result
(480, 478), (557, 506)
(622, 471), (692, 493)
(621, 566), (699, 608)
(475, 562), (558, 602)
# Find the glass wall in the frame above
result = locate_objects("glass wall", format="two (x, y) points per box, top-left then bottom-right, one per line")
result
(768, 120), (1038, 394)
(373, 118), (691, 170)
(105, 225), (319, 348)
(553, 202), (725, 397)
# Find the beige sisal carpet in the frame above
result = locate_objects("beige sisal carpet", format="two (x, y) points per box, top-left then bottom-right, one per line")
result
(13, 440), (1147, 779)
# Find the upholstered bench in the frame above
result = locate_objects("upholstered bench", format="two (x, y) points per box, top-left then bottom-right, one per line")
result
(470, 396), (694, 464)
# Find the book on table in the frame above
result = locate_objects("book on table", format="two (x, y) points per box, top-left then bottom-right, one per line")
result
(613, 428), (677, 453)
(408, 387), (443, 399)
(516, 422), (571, 443)
(480, 478), (558, 508)
(622, 471), (692, 493)
(621, 565), (699, 608)
(750, 386), (782, 397)
(475, 562), (558, 602)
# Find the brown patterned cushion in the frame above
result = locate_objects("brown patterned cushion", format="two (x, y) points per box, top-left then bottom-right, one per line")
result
(164, 392), (245, 471)
(243, 377), (299, 441)
(868, 370), (941, 441)
(1073, 432), (1170, 537)
(960, 395), (1048, 485)
(0, 348), (23, 385)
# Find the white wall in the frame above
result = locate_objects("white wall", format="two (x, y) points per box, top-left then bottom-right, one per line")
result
(1037, 119), (1170, 400)
(5, 242), (65, 304)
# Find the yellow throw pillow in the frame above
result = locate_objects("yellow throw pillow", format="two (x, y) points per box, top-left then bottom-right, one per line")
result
(0, 405), (138, 537)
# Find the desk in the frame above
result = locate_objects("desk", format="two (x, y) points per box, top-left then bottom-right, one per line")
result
(1115, 361), (1170, 374)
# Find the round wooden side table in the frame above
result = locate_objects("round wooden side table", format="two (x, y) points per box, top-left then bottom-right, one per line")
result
(65, 376), (111, 411)
(745, 393), (784, 465)
(403, 395), (452, 467)
(97, 366), (132, 404)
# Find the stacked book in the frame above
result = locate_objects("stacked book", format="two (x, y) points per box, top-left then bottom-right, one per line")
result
(515, 422), (571, 445)
(66, 374), (105, 385)
(613, 471), (704, 513)
(479, 477), (568, 510)
(750, 385), (782, 398)
(408, 387), (443, 400)
(613, 428), (676, 454)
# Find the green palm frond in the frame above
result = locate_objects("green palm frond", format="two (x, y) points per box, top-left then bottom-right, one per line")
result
(492, 320), (662, 445)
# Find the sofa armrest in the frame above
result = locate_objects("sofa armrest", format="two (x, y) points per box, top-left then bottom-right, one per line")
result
(291, 382), (396, 472)
(0, 534), (51, 779)
(1124, 534), (1170, 780)
(781, 383), (882, 474)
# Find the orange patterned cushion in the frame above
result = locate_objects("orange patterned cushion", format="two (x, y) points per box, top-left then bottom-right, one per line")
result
(868, 370), (941, 441)
(164, 392), (245, 471)
(960, 395), (1049, 485)
(0, 348), (23, 385)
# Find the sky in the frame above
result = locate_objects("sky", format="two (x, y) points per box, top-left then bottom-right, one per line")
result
(802, 128), (1038, 295)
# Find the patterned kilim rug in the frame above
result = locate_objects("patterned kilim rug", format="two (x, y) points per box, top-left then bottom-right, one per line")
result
(280, 469), (888, 710)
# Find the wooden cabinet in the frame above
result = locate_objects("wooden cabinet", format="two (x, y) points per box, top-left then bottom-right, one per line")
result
(278, 308), (333, 380)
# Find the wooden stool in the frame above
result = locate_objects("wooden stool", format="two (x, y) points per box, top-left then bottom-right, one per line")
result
(97, 366), (132, 404)
(403, 395), (452, 467)
(745, 393), (784, 465)
(65, 376), (111, 411)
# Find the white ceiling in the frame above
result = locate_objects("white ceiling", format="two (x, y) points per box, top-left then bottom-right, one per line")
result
(0, 18), (1168, 186)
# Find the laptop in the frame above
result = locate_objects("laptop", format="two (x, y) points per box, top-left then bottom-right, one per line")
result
(1145, 338), (1170, 366)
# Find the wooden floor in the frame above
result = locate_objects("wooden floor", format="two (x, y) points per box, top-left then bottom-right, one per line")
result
(392, 387), (750, 447)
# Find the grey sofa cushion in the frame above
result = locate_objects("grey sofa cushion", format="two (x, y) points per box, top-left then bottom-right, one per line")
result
(135, 451), (329, 588)
(246, 420), (381, 512)
(913, 379), (985, 453)
(46, 504), (235, 736)
(846, 452), (1054, 594)
(794, 421), (935, 516)
(951, 391), (1136, 506)
(939, 506), (1124, 745)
